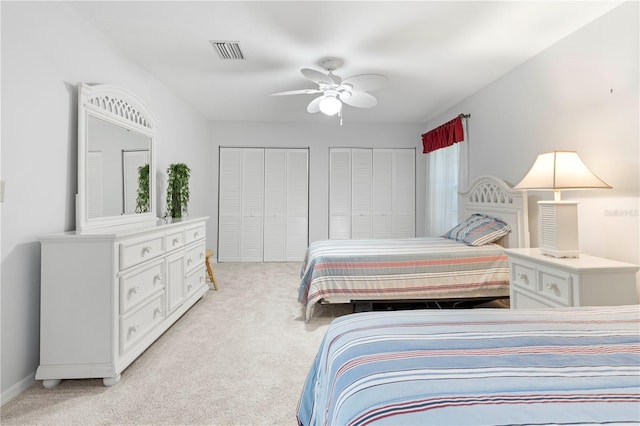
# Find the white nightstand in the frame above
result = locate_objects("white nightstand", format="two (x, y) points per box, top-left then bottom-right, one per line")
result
(504, 248), (639, 309)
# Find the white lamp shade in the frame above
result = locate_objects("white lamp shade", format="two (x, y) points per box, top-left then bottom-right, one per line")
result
(515, 150), (611, 258)
(515, 151), (611, 191)
(319, 96), (342, 116)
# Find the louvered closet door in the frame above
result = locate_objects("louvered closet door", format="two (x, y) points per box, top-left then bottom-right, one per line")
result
(264, 149), (286, 262)
(329, 148), (416, 240)
(240, 149), (265, 262)
(218, 148), (242, 262)
(372, 149), (394, 238)
(351, 149), (372, 239)
(392, 149), (416, 237)
(285, 149), (309, 261)
(329, 149), (351, 239)
(219, 147), (309, 262)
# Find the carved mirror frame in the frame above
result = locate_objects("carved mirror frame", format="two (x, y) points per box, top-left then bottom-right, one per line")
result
(77, 83), (159, 231)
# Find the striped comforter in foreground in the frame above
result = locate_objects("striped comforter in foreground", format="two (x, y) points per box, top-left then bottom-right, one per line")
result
(298, 238), (509, 320)
(297, 306), (640, 426)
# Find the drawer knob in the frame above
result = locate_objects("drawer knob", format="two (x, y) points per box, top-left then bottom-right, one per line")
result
(172, 238), (180, 245)
(153, 307), (163, 318)
(141, 246), (152, 255)
(199, 252), (205, 259)
(128, 324), (140, 336)
(128, 286), (140, 295)
(517, 272), (529, 283)
(187, 258), (193, 265)
(153, 274), (163, 282)
(546, 282), (560, 294)
(194, 232), (200, 238)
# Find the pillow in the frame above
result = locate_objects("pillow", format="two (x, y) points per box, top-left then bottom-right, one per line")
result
(442, 214), (511, 246)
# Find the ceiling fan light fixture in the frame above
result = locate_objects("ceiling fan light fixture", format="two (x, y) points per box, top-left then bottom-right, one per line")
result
(319, 96), (342, 116)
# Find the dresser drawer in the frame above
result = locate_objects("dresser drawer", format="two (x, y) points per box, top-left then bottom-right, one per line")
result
(119, 260), (164, 314)
(120, 293), (165, 354)
(185, 267), (206, 298)
(185, 242), (206, 274)
(538, 268), (572, 306)
(511, 261), (536, 290)
(184, 225), (206, 245)
(120, 235), (164, 270)
(166, 230), (184, 252)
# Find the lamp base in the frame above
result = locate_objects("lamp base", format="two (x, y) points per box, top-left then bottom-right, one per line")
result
(538, 201), (580, 258)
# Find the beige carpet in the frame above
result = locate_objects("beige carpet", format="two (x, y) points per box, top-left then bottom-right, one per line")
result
(1, 262), (352, 425)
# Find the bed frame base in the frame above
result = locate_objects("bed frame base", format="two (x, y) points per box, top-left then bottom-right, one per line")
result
(352, 296), (509, 313)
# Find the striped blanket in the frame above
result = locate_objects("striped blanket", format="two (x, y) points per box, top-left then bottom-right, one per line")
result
(298, 238), (509, 320)
(297, 305), (640, 426)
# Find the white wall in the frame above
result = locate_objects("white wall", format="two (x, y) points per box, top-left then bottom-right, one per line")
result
(422, 2), (639, 269)
(0, 2), (211, 403)
(208, 122), (423, 247)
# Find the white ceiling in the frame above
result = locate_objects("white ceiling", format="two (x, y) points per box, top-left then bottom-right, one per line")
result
(69, 1), (622, 124)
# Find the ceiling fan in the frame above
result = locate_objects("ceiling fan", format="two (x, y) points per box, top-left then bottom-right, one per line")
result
(269, 58), (388, 118)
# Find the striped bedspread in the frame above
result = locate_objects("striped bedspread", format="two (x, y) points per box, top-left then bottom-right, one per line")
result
(297, 305), (640, 426)
(298, 238), (509, 320)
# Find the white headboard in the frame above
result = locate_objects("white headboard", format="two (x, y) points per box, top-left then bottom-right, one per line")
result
(458, 175), (530, 248)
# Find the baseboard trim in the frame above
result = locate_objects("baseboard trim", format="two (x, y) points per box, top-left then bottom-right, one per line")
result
(1, 372), (36, 406)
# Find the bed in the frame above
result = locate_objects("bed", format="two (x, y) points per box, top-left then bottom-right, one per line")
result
(297, 305), (640, 426)
(298, 176), (530, 321)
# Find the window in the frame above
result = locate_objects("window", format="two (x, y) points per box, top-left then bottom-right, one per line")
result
(425, 140), (468, 236)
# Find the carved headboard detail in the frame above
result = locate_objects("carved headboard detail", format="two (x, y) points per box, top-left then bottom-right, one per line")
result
(459, 176), (530, 248)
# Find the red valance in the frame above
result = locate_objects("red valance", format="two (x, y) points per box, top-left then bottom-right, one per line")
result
(422, 116), (465, 154)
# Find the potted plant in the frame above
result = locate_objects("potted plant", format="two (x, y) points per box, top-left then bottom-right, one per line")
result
(166, 163), (191, 218)
(135, 163), (150, 213)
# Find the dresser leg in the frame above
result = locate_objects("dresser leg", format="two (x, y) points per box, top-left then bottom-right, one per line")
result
(42, 379), (61, 389)
(102, 374), (121, 387)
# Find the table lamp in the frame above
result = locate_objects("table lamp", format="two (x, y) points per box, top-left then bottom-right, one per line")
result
(515, 150), (611, 258)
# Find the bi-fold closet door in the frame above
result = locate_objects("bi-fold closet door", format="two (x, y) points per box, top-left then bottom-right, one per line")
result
(218, 147), (309, 262)
(329, 148), (415, 240)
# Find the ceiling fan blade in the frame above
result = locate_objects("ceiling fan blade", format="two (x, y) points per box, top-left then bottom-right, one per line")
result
(342, 74), (388, 92)
(341, 91), (377, 109)
(301, 68), (335, 85)
(269, 88), (322, 96)
(307, 95), (323, 113)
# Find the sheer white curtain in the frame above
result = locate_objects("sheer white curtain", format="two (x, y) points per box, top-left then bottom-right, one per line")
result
(425, 138), (468, 236)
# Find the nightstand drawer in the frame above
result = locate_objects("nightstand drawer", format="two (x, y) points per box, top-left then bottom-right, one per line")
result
(512, 262), (536, 289)
(538, 268), (572, 306)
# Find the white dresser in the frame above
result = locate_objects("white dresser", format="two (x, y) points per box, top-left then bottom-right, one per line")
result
(505, 248), (639, 309)
(36, 217), (209, 388)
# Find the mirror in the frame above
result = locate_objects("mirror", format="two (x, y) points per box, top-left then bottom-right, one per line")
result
(77, 83), (158, 231)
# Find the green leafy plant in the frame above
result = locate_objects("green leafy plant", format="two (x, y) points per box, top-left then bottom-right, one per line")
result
(135, 163), (150, 213)
(166, 163), (191, 218)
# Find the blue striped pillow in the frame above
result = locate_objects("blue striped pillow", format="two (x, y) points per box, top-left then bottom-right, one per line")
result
(443, 214), (511, 246)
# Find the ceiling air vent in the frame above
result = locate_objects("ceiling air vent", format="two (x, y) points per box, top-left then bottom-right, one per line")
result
(210, 40), (245, 60)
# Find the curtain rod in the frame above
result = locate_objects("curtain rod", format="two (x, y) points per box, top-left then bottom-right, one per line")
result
(458, 113), (470, 119)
